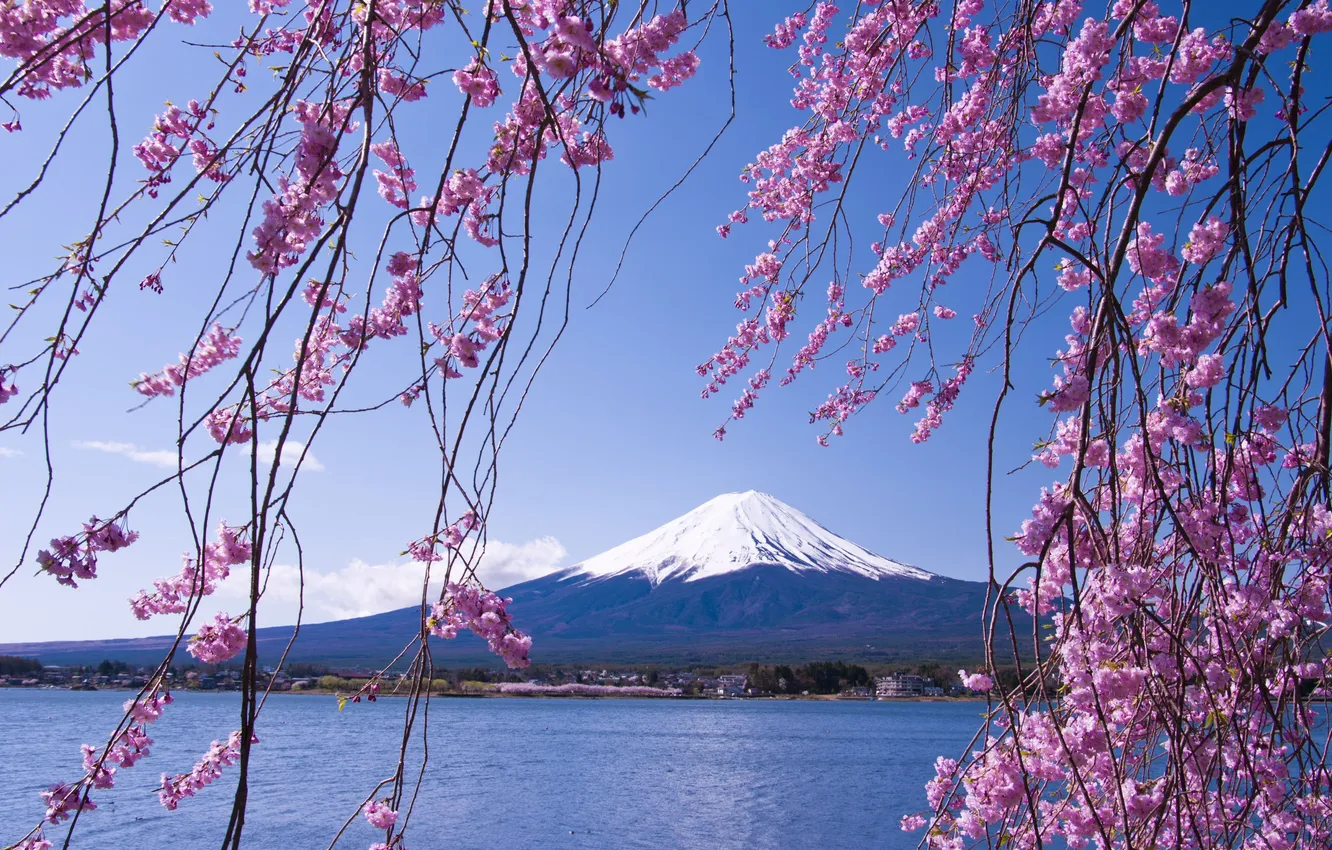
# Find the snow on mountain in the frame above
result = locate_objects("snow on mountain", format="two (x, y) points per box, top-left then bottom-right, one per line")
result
(570, 490), (934, 585)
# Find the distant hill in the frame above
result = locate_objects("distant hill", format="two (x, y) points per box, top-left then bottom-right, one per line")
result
(0, 492), (1013, 667)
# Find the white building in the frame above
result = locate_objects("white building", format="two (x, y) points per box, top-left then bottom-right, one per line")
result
(875, 674), (944, 698)
(717, 674), (747, 697)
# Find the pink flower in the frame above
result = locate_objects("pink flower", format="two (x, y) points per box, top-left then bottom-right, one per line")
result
(891, 312), (921, 336)
(1257, 22), (1297, 53)
(897, 380), (932, 413)
(1186, 353), (1226, 389)
(187, 613), (247, 664)
(959, 669), (994, 691)
(765, 13), (808, 49)
(364, 799), (398, 830)
(428, 581), (532, 668)
(36, 517), (139, 587)
(160, 732), (252, 810)
(0, 367), (17, 405)
(204, 406), (252, 445)
(246, 100), (351, 274)
(649, 51), (700, 91)
(132, 99), (227, 192)
(452, 59), (500, 107)
(378, 70), (427, 101)
(1253, 405), (1289, 432)
(370, 139), (416, 209)
(40, 783), (95, 824)
(1224, 86), (1265, 122)
(542, 51), (577, 78)
(900, 814), (928, 832)
(1182, 216), (1229, 265)
(1291, 0), (1332, 36)
(1170, 28), (1231, 84)
(1126, 222), (1180, 284)
(166, 0), (212, 24)
(134, 323), (242, 397)
(131, 523), (251, 619)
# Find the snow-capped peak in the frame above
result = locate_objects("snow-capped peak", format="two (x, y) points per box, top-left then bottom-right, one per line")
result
(570, 490), (934, 585)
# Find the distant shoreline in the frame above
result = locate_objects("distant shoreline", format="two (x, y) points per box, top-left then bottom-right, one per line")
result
(2, 684), (989, 702)
(18, 688), (1331, 709)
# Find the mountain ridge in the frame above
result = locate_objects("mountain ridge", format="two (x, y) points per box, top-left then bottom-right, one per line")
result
(0, 492), (1009, 666)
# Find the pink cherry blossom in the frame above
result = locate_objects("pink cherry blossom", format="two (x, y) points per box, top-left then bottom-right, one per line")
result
(36, 517), (138, 587)
(363, 800), (398, 830)
(130, 523), (251, 619)
(428, 581), (532, 668)
(159, 732), (253, 810)
(134, 323), (242, 397)
(958, 670), (993, 691)
(187, 613), (247, 664)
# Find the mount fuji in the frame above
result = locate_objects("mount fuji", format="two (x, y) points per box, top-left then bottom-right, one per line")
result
(569, 490), (935, 586)
(2, 492), (1007, 666)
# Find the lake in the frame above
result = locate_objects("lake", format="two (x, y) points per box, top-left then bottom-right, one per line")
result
(0, 690), (984, 848)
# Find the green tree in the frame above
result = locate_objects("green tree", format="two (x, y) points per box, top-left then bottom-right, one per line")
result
(0, 656), (41, 676)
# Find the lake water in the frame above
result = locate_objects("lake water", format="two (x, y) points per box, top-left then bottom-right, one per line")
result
(0, 690), (984, 849)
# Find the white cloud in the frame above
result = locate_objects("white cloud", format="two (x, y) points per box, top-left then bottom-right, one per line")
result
(467, 537), (569, 589)
(74, 438), (323, 473)
(0, 446), (21, 458)
(217, 537), (566, 622)
(74, 440), (179, 468)
(243, 439), (325, 473)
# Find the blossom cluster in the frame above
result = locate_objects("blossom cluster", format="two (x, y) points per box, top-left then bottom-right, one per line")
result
(247, 100), (353, 275)
(1, 0), (213, 101)
(397, 9), (698, 251)
(186, 612), (247, 664)
(0, 367), (17, 405)
(957, 670), (992, 692)
(36, 517), (138, 587)
(428, 582), (532, 668)
(699, 3), (1332, 849)
(200, 259), (515, 442)
(159, 731), (253, 810)
(363, 799), (398, 830)
(39, 691), (172, 833)
(133, 99), (229, 196)
(130, 523), (251, 619)
(703, 0), (1325, 450)
(134, 323), (242, 397)
(406, 510), (478, 563)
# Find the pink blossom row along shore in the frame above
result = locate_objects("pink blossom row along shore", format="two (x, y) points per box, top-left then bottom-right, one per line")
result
(496, 683), (684, 697)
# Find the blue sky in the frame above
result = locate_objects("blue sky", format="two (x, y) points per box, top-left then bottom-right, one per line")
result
(0, 4), (1257, 642)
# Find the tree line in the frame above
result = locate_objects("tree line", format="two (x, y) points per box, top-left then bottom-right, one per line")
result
(0, 655), (42, 676)
(746, 662), (872, 695)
